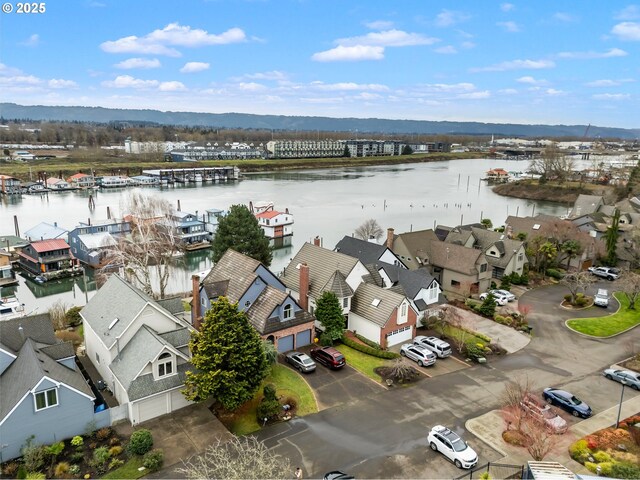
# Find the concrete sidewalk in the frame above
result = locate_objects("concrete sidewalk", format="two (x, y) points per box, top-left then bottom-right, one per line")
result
(466, 393), (640, 473)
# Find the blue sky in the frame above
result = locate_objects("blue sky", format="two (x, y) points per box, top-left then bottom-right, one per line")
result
(0, 1), (638, 128)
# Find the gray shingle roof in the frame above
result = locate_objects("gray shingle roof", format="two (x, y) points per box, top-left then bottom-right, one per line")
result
(38, 342), (75, 360)
(393, 229), (439, 262)
(0, 314), (57, 354)
(81, 274), (178, 349)
(128, 362), (191, 402)
(281, 243), (359, 299)
(323, 270), (353, 298)
(469, 227), (525, 269)
(570, 194), (604, 218)
(0, 339), (93, 420)
(159, 327), (191, 348)
(350, 283), (406, 328)
(245, 285), (314, 335)
(377, 264), (437, 299)
(157, 296), (187, 315)
(427, 242), (484, 275)
(334, 236), (388, 265)
(201, 249), (261, 303)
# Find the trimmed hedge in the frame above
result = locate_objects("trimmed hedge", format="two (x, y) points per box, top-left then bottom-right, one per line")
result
(354, 333), (382, 350)
(340, 336), (400, 359)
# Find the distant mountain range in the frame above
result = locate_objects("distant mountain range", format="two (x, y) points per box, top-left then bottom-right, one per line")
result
(1, 103), (639, 139)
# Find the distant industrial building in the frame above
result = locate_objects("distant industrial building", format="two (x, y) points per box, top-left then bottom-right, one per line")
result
(169, 142), (265, 161)
(266, 140), (344, 159)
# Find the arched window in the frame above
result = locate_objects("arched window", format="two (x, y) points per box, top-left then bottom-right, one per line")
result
(283, 304), (293, 320)
(158, 352), (173, 377)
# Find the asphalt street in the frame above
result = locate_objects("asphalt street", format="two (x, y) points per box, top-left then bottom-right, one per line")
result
(256, 280), (639, 479)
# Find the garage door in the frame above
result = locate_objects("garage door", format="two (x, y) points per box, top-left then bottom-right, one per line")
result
(386, 326), (413, 347)
(277, 334), (294, 353)
(295, 329), (311, 348)
(136, 394), (169, 424)
(170, 389), (192, 412)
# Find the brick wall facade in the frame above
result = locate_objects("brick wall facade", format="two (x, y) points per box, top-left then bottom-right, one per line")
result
(378, 305), (417, 349)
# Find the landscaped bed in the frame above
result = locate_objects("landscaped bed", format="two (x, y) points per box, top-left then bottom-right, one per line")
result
(566, 293), (640, 337)
(217, 363), (317, 436)
(335, 343), (393, 383)
(568, 413), (640, 479)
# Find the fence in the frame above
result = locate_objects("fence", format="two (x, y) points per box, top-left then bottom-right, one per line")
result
(453, 462), (524, 480)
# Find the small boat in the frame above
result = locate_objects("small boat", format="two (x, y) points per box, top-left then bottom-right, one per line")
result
(34, 275), (47, 284)
(0, 295), (26, 321)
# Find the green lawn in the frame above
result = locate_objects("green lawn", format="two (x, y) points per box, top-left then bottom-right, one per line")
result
(566, 293), (640, 337)
(102, 456), (146, 479)
(222, 363), (318, 436)
(337, 343), (393, 383)
(440, 323), (490, 346)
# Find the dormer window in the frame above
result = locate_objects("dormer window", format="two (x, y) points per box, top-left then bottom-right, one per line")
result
(158, 352), (173, 377)
(34, 388), (58, 411)
(283, 304), (293, 320)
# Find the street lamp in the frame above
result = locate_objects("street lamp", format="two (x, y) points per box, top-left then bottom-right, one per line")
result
(615, 379), (628, 429)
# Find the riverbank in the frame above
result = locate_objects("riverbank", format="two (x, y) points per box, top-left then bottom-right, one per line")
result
(0, 151), (484, 181)
(492, 180), (615, 204)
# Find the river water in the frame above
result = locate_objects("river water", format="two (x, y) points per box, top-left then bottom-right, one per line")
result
(0, 158), (568, 311)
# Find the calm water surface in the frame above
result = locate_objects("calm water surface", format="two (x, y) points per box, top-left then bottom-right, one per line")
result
(1, 158), (567, 310)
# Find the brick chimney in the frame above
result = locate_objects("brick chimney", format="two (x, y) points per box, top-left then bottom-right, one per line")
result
(313, 236), (321, 247)
(386, 228), (395, 249)
(191, 274), (202, 330)
(299, 263), (309, 311)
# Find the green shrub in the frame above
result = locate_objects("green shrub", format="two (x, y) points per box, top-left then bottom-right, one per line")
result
(108, 458), (124, 471)
(143, 449), (165, 472)
(256, 398), (281, 422)
(95, 427), (112, 440)
(546, 268), (563, 279)
(463, 342), (485, 360)
(109, 445), (123, 457)
(354, 333), (382, 350)
(319, 332), (334, 346)
(21, 437), (47, 473)
(54, 462), (70, 477)
(92, 446), (111, 466)
(71, 436), (84, 447)
(610, 462), (640, 479)
(585, 462), (598, 474)
(340, 336), (400, 359)
(564, 294), (572, 302)
(70, 451), (85, 463)
(477, 295), (497, 317)
(499, 277), (511, 290)
(126, 429), (153, 456)
(25, 473), (45, 479)
(65, 306), (83, 327)
(46, 441), (65, 457)
(575, 297), (589, 307)
(69, 465), (81, 476)
(593, 451), (611, 463)
(569, 439), (591, 463)
(263, 384), (277, 402)
(597, 462), (613, 477)
(17, 466), (27, 480)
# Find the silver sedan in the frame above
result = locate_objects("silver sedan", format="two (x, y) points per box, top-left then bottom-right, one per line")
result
(603, 369), (640, 390)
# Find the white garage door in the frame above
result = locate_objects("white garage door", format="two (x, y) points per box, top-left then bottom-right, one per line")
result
(170, 389), (192, 412)
(386, 325), (413, 347)
(136, 394), (169, 424)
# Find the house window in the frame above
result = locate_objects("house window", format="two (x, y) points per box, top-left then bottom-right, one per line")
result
(158, 352), (173, 377)
(518, 253), (524, 261)
(342, 297), (349, 308)
(480, 264), (488, 273)
(96, 352), (100, 364)
(35, 388), (58, 411)
(283, 304), (293, 320)
(451, 280), (460, 287)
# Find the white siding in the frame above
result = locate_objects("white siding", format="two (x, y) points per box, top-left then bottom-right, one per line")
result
(170, 389), (192, 411)
(348, 313), (381, 345)
(345, 262), (370, 292)
(134, 393), (169, 424)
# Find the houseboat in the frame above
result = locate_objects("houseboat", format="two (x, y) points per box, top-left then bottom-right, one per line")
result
(0, 175), (21, 195)
(0, 294), (26, 321)
(483, 168), (510, 183)
(98, 176), (130, 188)
(250, 201), (294, 239)
(46, 177), (75, 191)
(21, 181), (48, 194)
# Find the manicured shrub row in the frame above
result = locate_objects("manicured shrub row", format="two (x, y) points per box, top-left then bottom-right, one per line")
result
(354, 333), (382, 350)
(340, 336), (400, 359)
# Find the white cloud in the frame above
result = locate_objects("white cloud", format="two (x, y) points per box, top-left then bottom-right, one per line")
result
(0, 75), (42, 86)
(311, 82), (388, 91)
(557, 48), (627, 59)
(497, 21), (520, 32)
(101, 24), (247, 56)
(365, 20), (394, 30)
(585, 78), (635, 87)
(180, 62), (210, 73)
(457, 90), (490, 99)
(0, 63), (23, 76)
(435, 10), (471, 27)
(611, 22), (640, 40)
(312, 45), (384, 62)
(20, 34), (40, 47)
(553, 12), (578, 22)
(241, 71), (288, 81)
(48, 79), (78, 89)
(355, 92), (382, 100)
(544, 88), (564, 96)
(102, 75), (160, 89)
(434, 45), (458, 54)
(517, 76), (547, 85)
(498, 88), (518, 95)
(614, 5), (640, 20)
(592, 93), (631, 100)
(336, 29), (439, 47)
(114, 58), (161, 69)
(418, 82), (476, 93)
(159, 81), (187, 91)
(238, 82), (267, 91)
(461, 41), (476, 49)
(500, 3), (514, 12)
(472, 59), (555, 72)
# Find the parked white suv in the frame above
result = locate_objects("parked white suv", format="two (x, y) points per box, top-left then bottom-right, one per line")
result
(594, 289), (609, 307)
(479, 290), (508, 306)
(400, 343), (436, 367)
(414, 335), (452, 358)
(427, 425), (478, 469)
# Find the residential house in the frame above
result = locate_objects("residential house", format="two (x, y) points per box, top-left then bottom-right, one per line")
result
(0, 250), (17, 286)
(192, 249), (314, 353)
(485, 168), (510, 182)
(255, 209), (294, 239)
(166, 211), (209, 247)
(45, 177), (72, 190)
(334, 235), (405, 267)
(385, 228), (440, 270)
(81, 274), (194, 425)
(68, 219), (131, 268)
(67, 173), (96, 189)
(20, 181), (48, 194)
(128, 175), (159, 186)
(0, 235), (27, 258)
(24, 222), (68, 242)
(0, 175), (21, 195)
(569, 194), (605, 219)
(18, 239), (78, 279)
(281, 242), (418, 347)
(204, 208), (226, 239)
(0, 315), (103, 461)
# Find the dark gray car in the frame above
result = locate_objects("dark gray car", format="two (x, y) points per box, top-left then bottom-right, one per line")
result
(285, 351), (316, 373)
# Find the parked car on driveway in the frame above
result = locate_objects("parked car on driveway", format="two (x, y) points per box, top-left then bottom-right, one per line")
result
(593, 289), (609, 308)
(542, 388), (592, 418)
(427, 425), (478, 469)
(310, 346), (346, 370)
(323, 471), (355, 480)
(520, 395), (568, 433)
(587, 266), (620, 281)
(285, 351), (316, 373)
(414, 335), (452, 358)
(479, 291), (508, 305)
(490, 289), (516, 302)
(400, 343), (436, 367)
(603, 369), (640, 390)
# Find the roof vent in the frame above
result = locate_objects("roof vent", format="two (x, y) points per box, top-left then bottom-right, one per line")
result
(533, 224), (541, 230)
(371, 298), (381, 307)
(108, 317), (119, 330)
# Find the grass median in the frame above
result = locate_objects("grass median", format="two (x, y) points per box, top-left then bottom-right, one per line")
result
(337, 343), (393, 383)
(566, 293), (639, 337)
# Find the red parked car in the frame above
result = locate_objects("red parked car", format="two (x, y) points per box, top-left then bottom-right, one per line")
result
(310, 346), (346, 369)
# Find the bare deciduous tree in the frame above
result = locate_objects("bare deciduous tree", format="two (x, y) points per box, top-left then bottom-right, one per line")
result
(175, 436), (291, 480)
(560, 271), (595, 303)
(354, 219), (384, 241)
(101, 191), (181, 299)
(500, 376), (535, 432)
(521, 416), (558, 461)
(528, 143), (574, 183)
(48, 300), (70, 331)
(443, 306), (475, 354)
(619, 272), (640, 310)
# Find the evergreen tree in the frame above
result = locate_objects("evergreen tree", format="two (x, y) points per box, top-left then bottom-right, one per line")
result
(212, 204), (272, 266)
(183, 297), (269, 411)
(315, 292), (345, 343)
(604, 208), (620, 266)
(401, 144), (413, 155)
